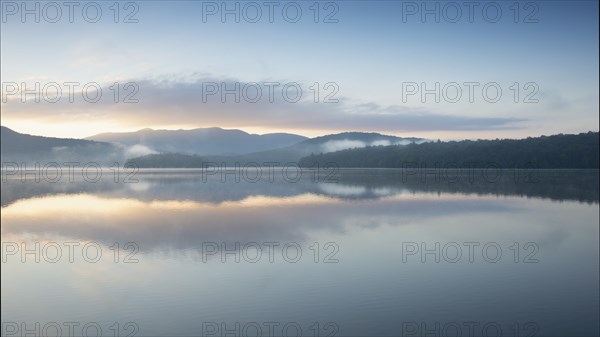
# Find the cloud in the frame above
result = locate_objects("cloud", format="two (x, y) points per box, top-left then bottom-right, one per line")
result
(123, 144), (158, 157)
(372, 140), (391, 146)
(320, 138), (425, 153)
(1, 75), (526, 133)
(318, 183), (368, 196)
(321, 140), (367, 152)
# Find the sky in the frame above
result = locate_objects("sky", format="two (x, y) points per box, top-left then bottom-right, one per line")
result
(1, 0), (598, 140)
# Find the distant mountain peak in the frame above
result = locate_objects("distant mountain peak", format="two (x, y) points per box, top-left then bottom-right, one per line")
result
(86, 127), (309, 156)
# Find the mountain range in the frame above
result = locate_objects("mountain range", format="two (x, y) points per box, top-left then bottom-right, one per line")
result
(299, 132), (600, 169)
(86, 127), (308, 156)
(0, 126), (425, 166)
(4, 125), (597, 169)
(1, 126), (120, 164)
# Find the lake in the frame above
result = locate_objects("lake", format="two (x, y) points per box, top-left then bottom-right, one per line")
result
(1, 168), (598, 336)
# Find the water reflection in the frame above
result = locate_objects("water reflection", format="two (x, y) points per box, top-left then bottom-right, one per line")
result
(2, 169), (597, 254)
(2, 168), (598, 207)
(1, 169), (598, 336)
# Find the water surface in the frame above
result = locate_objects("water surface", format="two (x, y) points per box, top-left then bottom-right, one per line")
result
(2, 169), (598, 336)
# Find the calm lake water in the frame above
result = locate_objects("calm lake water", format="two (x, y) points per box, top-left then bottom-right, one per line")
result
(1, 169), (598, 337)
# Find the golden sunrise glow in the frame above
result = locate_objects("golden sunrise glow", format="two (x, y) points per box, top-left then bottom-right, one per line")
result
(1, 190), (504, 222)
(0, 193), (337, 220)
